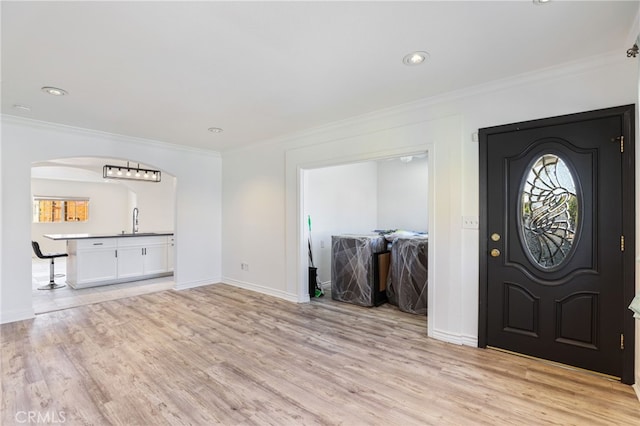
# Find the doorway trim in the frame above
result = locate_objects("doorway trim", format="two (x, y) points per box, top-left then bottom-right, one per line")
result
(477, 105), (636, 384)
(282, 114), (472, 345)
(291, 145), (434, 334)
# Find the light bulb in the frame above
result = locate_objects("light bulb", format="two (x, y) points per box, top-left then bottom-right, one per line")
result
(402, 51), (429, 66)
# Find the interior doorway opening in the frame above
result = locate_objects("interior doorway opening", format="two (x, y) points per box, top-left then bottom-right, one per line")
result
(301, 153), (430, 326)
(30, 156), (177, 314)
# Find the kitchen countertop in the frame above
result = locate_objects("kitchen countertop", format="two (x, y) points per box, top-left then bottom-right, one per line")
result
(44, 232), (174, 240)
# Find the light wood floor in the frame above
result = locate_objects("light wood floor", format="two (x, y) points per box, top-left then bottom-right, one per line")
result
(2, 284), (639, 425)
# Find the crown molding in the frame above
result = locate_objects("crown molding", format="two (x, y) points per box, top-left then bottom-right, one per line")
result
(3, 49), (629, 159)
(1, 114), (222, 158)
(625, 4), (640, 47)
(223, 50), (629, 155)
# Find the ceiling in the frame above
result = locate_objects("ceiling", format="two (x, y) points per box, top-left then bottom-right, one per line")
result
(2, 1), (638, 152)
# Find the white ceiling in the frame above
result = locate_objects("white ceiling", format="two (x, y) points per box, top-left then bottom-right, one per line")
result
(2, 1), (638, 152)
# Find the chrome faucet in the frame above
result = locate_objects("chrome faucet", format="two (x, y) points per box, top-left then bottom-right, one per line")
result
(132, 207), (139, 234)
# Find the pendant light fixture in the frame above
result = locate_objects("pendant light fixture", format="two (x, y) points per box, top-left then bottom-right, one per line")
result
(103, 161), (161, 182)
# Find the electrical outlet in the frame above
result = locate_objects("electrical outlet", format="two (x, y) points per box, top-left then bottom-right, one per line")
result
(241, 262), (249, 271)
(462, 216), (479, 229)
(320, 240), (325, 249)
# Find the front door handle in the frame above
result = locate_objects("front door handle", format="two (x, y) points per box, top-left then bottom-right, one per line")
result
(490, 248), (501, 258)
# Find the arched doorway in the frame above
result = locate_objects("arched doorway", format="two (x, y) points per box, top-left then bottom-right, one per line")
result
(30, 156), (177, 313)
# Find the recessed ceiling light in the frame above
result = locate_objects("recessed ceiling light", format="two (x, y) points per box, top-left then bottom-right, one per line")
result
(533, 0), (550, 4)
(208, 127), (223, 133)
(41, 86), (68, 96)
(403, 51), (429, 66)
(13, 104), (32, 112)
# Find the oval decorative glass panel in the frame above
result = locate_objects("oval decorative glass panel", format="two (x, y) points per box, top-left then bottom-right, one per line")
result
(520, 154), (578, 269)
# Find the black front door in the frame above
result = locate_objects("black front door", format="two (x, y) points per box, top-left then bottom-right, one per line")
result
(478, 105), (635, 384)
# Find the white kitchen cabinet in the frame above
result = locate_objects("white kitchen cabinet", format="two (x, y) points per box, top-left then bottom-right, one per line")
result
(116, 246), (145, 279)
(117, 236), (168, 277)
(67, 239), (118, 287)
(144, 244), (168, 275)
(65, 235), (172, 288)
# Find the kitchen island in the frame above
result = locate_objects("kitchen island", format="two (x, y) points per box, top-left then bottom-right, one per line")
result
(45, 232), (174, 289)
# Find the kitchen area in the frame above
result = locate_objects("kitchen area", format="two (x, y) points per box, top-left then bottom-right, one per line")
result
(45, 231), (174, 289)
(31, 157), (176, 313)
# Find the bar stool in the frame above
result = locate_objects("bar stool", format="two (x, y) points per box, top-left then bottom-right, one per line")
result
(32, 241), (68, 290)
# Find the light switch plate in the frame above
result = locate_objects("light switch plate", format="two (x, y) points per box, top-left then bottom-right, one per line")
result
(462, 216), (479, 229)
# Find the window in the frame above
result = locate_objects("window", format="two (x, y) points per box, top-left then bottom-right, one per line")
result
(33, 196), (89, 223)
(519, 154), (578, 270)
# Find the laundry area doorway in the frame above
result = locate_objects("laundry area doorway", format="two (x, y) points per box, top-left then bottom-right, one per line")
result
(303, 154), (430, 325)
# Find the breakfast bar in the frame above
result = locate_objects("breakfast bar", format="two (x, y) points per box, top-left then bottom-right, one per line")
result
(44, 232), (174, 289)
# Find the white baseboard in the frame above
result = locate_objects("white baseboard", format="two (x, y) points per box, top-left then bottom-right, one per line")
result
(633, 384), (640, 403)
(1, 307), (35, 324)
(431, 328), (478, 347)
(460, 334), (479, 347)
(174, 277), (220, 291)
(222, 277), (300, 303)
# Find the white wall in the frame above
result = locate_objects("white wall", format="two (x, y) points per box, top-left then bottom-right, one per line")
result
(31, 178), (131, 254)
(222, 53), (638, 353)
(1, 118), (222, 323)
(125, 177), (176, 234)
(305, 162), (378, 284)
(377, 156), (428, 232)
(220, 147), (290, 299)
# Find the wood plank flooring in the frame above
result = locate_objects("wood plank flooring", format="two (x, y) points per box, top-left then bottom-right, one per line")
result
(2, 284), (639, 425)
